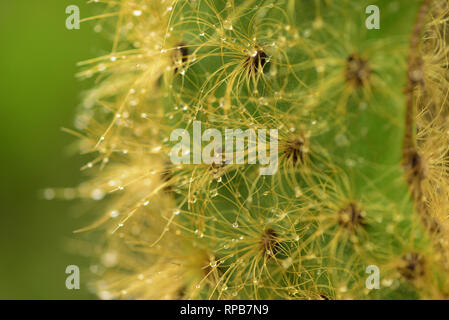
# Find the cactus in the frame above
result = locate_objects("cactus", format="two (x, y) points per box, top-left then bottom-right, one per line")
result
(68, 0), (449, 299)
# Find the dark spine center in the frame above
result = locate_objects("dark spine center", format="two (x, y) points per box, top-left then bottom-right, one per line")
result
(284, 138), (305, 165)
(208, 152), (227, 178)
(405, 149), (426, 183)
(338, 202), (365, 231)
(398, 252), (426, 280)
(177, 285), (187, 299)
(345, 53), (371, 87)
(260, 228), (279, 257)
(160, 164), (173, 193)
(245, 48), (268, 74)
(173, 43), (189, 73)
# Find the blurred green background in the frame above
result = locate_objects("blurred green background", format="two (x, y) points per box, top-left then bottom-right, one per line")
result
(0, 1), (107, 299)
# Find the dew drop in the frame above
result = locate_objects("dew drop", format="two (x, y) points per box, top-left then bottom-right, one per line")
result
(93, 24), (102, 33)
(101, 251), (118, 267)
(223, 20), (233, 31)
(43, 188), (55, 200)
(108, 180), (117, 187)
(91, 188), (105, 200)
(189, 195), (197, 203)
(109, 210), (119, 218)
(210, 189), (218, 198)
(99, 291), (113, 300)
